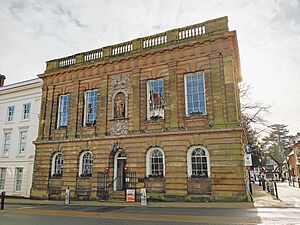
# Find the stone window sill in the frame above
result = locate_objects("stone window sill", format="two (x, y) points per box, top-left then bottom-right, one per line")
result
(184, 115), (207, 120)
(20, 119), (30, 123)
(109, 117), (129, 122)
(145, 118), (165, 124)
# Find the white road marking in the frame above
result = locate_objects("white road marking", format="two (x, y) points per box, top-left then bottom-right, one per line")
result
(18, 206), (37, 209)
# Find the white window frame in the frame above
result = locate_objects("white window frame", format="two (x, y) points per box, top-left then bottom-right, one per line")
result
(146, 147), (165, 177)
(2, 132), (11, 156)
(187, 146), (210, 178)
(18, 131), (27, 156)
(22, 103), (31, 120)
(15, 167), (23, 192)
(7, 106), (15, 122)
(51, 152), (64, 176)
(147, 79), (165, 120)
(57, 94), (70, 128)
(184, 71), (207, 116)
(0, 168), (6, 190)
(79, 151), (93, 177)
(84, 90), (98, 126)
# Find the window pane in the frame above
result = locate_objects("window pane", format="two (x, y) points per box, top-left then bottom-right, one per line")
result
(19, 131), (27, 155)
(149, 149), (164, 176)
(0, 168), (6, 190)
(85, 90), (98, 125)
(190, 148), (208, 177)
(58, 95), (70, 127)
(7, 106), (15, 122)
(23, 103), (31, 120)
(3, 133), (11, 155)
(148, 79), (164, 120)
(15, 168), (23, 191)
(82, 152), (93, 175)
(54, 154), (64, 175)
(185, 72), (206, 116)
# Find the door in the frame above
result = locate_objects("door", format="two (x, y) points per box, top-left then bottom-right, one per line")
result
(116, 159), (126, 191)
(114, 150), (127, 191)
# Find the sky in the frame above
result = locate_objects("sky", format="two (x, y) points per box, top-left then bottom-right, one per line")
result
(0, 0), (299, 135)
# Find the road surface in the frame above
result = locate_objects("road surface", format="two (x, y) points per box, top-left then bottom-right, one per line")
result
(1, 204), (300, 225)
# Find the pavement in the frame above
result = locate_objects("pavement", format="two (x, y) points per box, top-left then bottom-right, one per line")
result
(253, 180), (300, 208)
(3, 181), (300, 209)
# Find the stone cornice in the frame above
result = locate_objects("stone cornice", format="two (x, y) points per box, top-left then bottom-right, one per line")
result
(34, 126), (244, 145)
(0, 78), (42, 95)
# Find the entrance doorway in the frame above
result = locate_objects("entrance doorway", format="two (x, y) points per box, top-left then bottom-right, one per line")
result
(114, 150), (127, 191)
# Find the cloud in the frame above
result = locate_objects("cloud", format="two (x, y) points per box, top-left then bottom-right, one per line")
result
(0, 0), (299, 134)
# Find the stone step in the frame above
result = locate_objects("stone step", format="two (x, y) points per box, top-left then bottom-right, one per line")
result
(109, 191), (125, 201)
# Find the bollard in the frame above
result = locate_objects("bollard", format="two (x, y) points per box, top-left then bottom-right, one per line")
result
(262, 179), (266, 191)
(274, 181), (279, 199)
(1, 191), (5, 210)
(65, 187), (70, 205)
(141, 188), (147, 206)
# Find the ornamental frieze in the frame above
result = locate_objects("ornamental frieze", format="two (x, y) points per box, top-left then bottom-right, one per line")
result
(110, 119), (129, 136)
(111, 74), (129, 91)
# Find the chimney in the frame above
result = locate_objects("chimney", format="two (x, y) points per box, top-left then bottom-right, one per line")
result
(0, 74), (6, 87)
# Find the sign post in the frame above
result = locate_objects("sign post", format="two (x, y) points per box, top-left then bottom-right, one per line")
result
(141, 188), (147, 206)
(244, 153), (252, 167)
(65, 187), (70, 205)
(244, 154), (253, 201)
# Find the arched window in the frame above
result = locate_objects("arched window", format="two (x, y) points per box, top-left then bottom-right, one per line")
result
(146, 148), (165, 177)
(51, 152), (63, 176)
(79, 151), (93, 177)
(187, 146), (210, 178)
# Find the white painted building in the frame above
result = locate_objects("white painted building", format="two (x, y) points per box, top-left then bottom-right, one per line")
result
(0, 76), (42, 197)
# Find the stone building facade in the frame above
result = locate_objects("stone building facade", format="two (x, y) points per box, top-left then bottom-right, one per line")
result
(0, 77), (42, 197)
(31, 17), (248, 201)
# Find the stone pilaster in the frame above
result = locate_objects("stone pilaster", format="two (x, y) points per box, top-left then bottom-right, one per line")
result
(223, 56), (240, 126)
(61, 147), (79, 200)
(31, 144), (52, 199)
(37, 86), (48, 140)
(128, 69), (140, 133)
(97, 75), (108, 136)
(168, 61), (179, 131)
(67, 81), (80, 139)
(209, 54), (226, 128)
(43, 86), (54, 140)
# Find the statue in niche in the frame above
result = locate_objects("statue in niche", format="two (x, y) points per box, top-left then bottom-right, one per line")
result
(114, 92), (126, 118)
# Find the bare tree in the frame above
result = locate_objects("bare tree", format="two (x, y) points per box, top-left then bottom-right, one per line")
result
(239, 82), (271, 167)
(239, 82), (271, 127)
